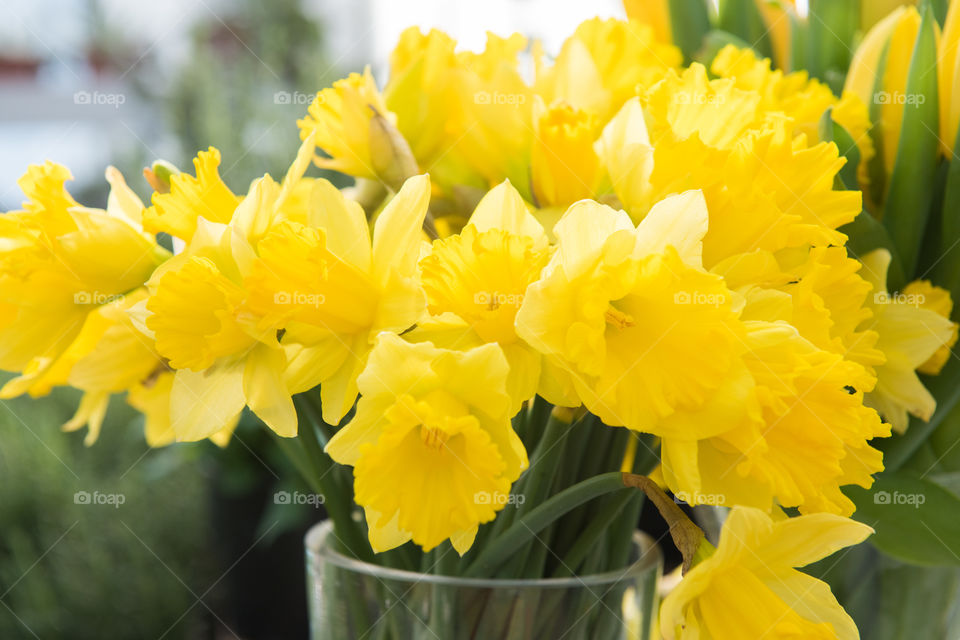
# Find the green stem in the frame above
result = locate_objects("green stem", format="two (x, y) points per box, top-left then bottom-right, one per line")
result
(464, 472), (630, 577)
(514, 409), (573, 519)
(289, 398), (374, 564)
(552, 488), (635, 577)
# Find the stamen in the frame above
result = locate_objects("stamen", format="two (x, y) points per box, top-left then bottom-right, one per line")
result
(421, 425), (448, 451)
(604, 305), (635, 329)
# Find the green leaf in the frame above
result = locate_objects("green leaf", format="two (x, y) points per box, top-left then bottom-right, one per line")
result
(809, 541), (960, 640)
(931, 0), (950, 26)
(847, 471), (960, 566)
(866, 41), (892, 209)
(697, 29), (757, 67)
(822, 109), (909, 290)
(717, 0), (773, 60)
(881, 3), (941, 278)
(880, 357), (960, 471)
(788, 9), (807, 74)
(667, 0), (713, 64)
(806, 0), (859, 85)
(818, 107), (861, 190)
(933, 124), (960, 305)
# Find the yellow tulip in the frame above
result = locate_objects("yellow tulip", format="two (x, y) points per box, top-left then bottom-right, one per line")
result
(844, 6), (928, 176)
(621, 0), (672, 45)
(940, 0), (960, 154)
(756, 0), (797, 71)
(861, 0), (917, 33)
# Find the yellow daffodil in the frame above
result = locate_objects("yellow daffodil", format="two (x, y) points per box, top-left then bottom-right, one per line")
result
(3, 289), (159, 444)
(660, 506), (873, 640)
(516, 190), (750, 434)
(142, 148), (239, 241)
(902, 279), (958, 375)
(453, 33), (535, 196)
(385, 27), (460, 168)
(761, 245), (885, 371)
(418, 180), (550, 411)
(140, 137), (337, 440)
(0, 164), (168, 416)
(859, 249), (957, 433)
(531, 99), (603, 208)
(297, 66), (401, 181)
(244, 174), (431, 425)
(535, 18), (681, 120)
(711, 45), (875, 185)
(605, 69), (860, 268)
(325, 333), (527, 553)
(144, 134), (430, 438)
(660, 321), (888, 516)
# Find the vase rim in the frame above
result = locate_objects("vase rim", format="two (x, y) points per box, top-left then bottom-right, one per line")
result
(305, 520), (662, 588)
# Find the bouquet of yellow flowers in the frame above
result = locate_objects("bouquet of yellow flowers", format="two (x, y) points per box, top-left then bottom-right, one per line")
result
(4, 1), (960, 638)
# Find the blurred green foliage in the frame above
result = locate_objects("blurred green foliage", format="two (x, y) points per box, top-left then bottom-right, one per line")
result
(0, 384), (216, 639)
(162, 0), (342, 190)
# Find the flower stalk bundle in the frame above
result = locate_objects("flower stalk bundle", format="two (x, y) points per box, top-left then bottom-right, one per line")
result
(4, 1), (960, 638)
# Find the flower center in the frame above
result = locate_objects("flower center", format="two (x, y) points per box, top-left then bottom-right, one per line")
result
(420, 425), (449, 451)
(604, 304), (635, 329)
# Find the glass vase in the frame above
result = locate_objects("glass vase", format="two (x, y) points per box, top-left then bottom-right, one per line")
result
(305, 521), (662, 640)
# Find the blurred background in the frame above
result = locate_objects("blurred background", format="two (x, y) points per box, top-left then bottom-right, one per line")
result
(0, 1), (634, 638)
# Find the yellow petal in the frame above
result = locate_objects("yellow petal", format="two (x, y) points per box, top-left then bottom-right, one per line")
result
(633, 190), (708, 267)
(243, 345), (297, 438)
(468, 180), (546, 245)
(170, 363), (246, 442)
(371, 174), (430, 288)
(307, 179), (372, 273)
(62, 390), (111, 446)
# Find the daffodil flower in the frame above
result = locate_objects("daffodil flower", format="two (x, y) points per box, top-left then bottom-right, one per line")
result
(0, 164), (170, 442)
(417, 180), (552, 412)
(516, 190), (749, 434)
(859, 248), (957, 433)
(660, 507), (873, 640)
(325, 332), (527, 553)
